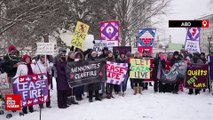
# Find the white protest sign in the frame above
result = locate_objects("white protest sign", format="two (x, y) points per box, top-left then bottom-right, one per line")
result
(36, 43), (55, 55)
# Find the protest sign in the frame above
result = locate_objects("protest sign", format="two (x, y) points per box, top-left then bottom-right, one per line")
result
(0, 73), (9, 90)
(93, 40), (107, 52)
(210, 56), (213, 80)
(36, 43), (55, 55)
(99, 20), (120, 41)
(5, 94), (21, 111)
(113, 46), (131, 55)
(106, 61), (128, 85)
(184, 27), (201, 53)
(71, 21), (90, 49)
(66, 60), (106, 88)
(130, 58), (151, 79)
(185, 63), (208, 89)
(12, 74), (49, 107)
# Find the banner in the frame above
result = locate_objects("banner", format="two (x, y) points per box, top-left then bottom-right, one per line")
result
(130, 58), (151, 79)
(113, 46), (131, 55)
(106, 61), (128, 85)
(137, 28), (156, 55)
(185, 63), (208, 89)
(138, 47), (153, 55)
(36, 43), (55, 55)
(210, 56), (213, 80)
(160, 61), (186, 83)
(12, 74), (49, 107)
(71, 21), (90, 49)
(66, 60), (106, 88)
(99, 20), (120, 41)
(184, 27), (201, 53)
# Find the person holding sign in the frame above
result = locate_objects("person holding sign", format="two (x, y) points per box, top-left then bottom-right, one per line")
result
(188, 53), (203, 95)
(87, 50), (102, 102)
(35, 55), (53, 108)
(130, 52), (143, 95)
(106, 51), (115, 99)
(14, 54), (36, 114)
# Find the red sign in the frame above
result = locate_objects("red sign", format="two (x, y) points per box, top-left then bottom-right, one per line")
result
(5, 94), (21, 111)
(202, 20), (209, 28)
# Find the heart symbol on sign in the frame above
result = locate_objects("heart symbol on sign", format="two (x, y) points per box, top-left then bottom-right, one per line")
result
(192, 28), (197, 37)
(70, 74), (74, 79)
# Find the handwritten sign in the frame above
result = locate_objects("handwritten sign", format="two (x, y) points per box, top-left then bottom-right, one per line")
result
(185, 63), (208, 89)
(36, 43), (55, 55)
(12, 74), (49, 107)
(106, 61), (128, 85)
(71, 21), (90, 49)
(0, 73), (9, 89)
(130, 58), (151, 79)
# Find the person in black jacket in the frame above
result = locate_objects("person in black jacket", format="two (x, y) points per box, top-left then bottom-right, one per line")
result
(87, 50), (102, 102)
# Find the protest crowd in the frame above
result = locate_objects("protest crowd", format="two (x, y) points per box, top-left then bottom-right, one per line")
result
(0, 43), (212, 117)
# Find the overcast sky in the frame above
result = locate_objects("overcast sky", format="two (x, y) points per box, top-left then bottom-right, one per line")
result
(154, 0), (213, 44)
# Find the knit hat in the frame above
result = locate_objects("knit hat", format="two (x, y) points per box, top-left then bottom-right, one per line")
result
(22, 54), (31, 63)
(8, 45), (16, 53)
(173, 51), (179, 56)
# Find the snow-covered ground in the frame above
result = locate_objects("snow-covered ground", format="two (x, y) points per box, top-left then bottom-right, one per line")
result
(1, 79), (213, 120)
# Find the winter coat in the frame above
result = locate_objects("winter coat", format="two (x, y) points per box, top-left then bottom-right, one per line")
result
(2, 54), (21, 77)
(14, 64), (37, 78)
(55, 59), (69, 91)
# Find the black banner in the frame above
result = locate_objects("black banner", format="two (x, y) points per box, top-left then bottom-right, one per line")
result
(113, 46), (131, 55)
(66, 60), (106, 88)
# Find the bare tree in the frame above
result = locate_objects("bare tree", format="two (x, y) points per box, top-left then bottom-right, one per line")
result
(114, 0), (170, 46)
(0, 0), (69, 54)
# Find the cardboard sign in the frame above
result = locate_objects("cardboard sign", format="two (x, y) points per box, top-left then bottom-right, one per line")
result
(0, 73), (9, 90)
(36, 43), (55, 55)
(113, 46), (131, 55)
(5, 94), (21, 111)
(130, 58), (151, 79)
(66, 60), (106, 88)
(71, 21), (90, 49)
(185, 63), (208, 89)
(99, 20), (120, 41)
(184, 27), (201, 53)
(106, 61), (128, 85)
(12, 74), (49, 107)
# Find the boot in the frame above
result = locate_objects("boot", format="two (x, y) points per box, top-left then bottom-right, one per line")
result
(71, 97), (79, 104)
(134, 87), (137, 95)
(67, 97), (72, 105)
(139, 87), (142, 94)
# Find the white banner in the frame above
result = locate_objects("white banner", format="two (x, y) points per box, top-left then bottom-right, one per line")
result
(36, 43), (55, 55)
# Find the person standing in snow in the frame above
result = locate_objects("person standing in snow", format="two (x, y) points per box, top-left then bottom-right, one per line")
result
(73, 51), (85, 101)
(188, 52), (203, 95)
(116, 52), (129, 96)
(131, 52), (143, 95)
(35, 55), (53, 108)
(66, 51), (79, 105)
(55, 49), (70, 109)
(86, 50), (102, 102)
(2, 45), (22, 81)
(106, 51), (115, 99)
(14, 54), (36, 114)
